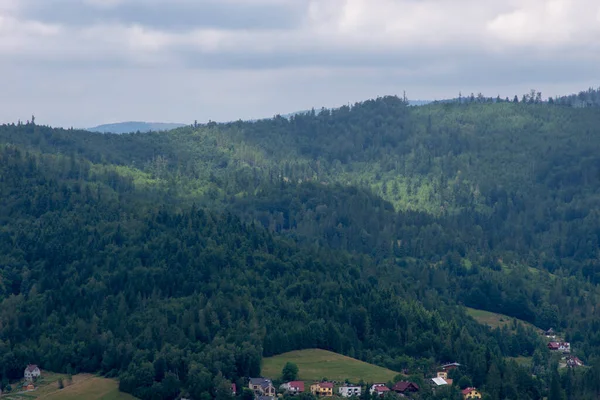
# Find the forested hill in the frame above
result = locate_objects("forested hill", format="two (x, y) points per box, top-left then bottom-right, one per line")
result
(2, 96), (600, 399)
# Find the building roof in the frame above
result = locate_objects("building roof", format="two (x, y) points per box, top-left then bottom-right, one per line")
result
(319, 382), (334, 389)
(567, 356), (584, 366)
(25, 365), (39, 372)
(392, 381), (420, 392)
(441, 362), (461, 369)
(373, 386), (390, 392)
(461, 387), (478, 395)
(232, 383), (237, 393)
(288, 381), (305, 391)
(250, 378), (273, 388)
(431, 377), (448, 386)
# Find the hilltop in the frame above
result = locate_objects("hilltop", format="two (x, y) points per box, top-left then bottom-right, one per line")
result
(261, 349), (399, 383)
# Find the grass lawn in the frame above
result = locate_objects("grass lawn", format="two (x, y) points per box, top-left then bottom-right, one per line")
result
(507, 356), (533, 367)
(2, 372), (137, 400)
(262, 349), (399, 383)
(466, 307), (541, 333)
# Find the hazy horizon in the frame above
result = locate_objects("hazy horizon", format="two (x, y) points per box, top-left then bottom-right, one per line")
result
(1, 0), (599, 127)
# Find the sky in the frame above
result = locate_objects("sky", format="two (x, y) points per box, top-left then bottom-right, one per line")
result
(1, 0), (599, 128)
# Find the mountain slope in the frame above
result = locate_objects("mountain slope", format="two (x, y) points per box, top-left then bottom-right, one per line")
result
(2, 96), (600, 398)
(261, 349), (399, 382)
(0, 143), (543, 399)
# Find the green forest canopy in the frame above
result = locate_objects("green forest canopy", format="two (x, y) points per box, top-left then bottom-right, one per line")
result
(2, 91), (600, 399)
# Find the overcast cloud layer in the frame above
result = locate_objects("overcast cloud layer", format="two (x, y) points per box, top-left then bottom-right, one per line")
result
(1, 0), (599, 127)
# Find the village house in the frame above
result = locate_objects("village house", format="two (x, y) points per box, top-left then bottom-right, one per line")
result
(431, 377), (448, 387)
(548, 342), (570, 352)
(392, 381), (419, 394)
(436, 371), (448, 379)
(339, 385), (361, 397)
(232, 383), (237, 395)
(370, 384), (390, 397)
(311, 382), (334, 397)
(249, 378), (276, 397)
(461, 387), (482, 399)
(441, 362), (461, 371)
(24, 364), (41, 381)
(545, 328), (555, 338)
(282, 381), (305, 394)
(566, 356), (584, 368)
(22, 383), (35, 391)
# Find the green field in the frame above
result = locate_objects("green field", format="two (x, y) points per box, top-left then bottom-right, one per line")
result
(262, 349), (399, 383)
(506, 356), (533, 367)
(2, 373), (137, 400)
(466, 307), (540, 332)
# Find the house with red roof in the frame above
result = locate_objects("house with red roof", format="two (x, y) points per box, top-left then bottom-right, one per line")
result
(548, 342), (570, 352)
(392, 381), (419, 394)
(461, 387), (482, 399)
(370, 384), (390, 396)
(566, 356), (584, 368)
(282, 381), (305, 394)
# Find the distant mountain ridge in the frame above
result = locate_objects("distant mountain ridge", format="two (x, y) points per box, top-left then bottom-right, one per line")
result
(88, 121), (186, 134)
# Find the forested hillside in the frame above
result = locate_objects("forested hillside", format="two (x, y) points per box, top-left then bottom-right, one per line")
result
(2, 95), (600, 399)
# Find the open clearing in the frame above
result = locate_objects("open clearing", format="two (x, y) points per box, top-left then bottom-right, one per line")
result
(466, 307), (541, 332)
(3, 372), (136, 400)
(262, 349), (399, 383)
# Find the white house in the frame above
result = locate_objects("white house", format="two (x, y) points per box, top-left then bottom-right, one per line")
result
(24, 364), (41, 381)
(281, 381), (305, 394)
(370, 384), (390, 396)
(431, 377), (448, 386)
(339, 385), (361, 397)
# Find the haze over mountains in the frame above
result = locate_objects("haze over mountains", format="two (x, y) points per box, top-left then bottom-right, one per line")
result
(86, 101), (433, 134)
(88, 121), (187, 134)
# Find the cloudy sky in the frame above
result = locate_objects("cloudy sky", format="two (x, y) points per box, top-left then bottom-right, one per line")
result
(1, 0), (599, 128)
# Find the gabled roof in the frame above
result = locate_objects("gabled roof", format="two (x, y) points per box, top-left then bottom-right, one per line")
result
(250, 378), (273, 388)
(373, 386), (390, 392)
(392, 381), (420, 392)
(25, 365), (39, 372)
(461, 387), (478, 395)
(288, 381), (305, 391)
(441, 362), (461, 369)
(318, 382), (334, 389)
(431, 377), (448, 386)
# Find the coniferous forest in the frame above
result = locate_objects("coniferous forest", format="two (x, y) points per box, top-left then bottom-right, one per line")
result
(2, 91), (600, 399)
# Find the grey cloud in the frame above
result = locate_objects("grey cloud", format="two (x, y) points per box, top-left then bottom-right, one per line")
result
(19, 0), (306, 31)
(1, 0), (599, 127)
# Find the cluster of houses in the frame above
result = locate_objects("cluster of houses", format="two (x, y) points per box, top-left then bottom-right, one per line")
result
(544, 328), (584, 368)
(428, 363), (481, 399)
(248, 378), (421, 399)
(247, 362), (481, 400)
